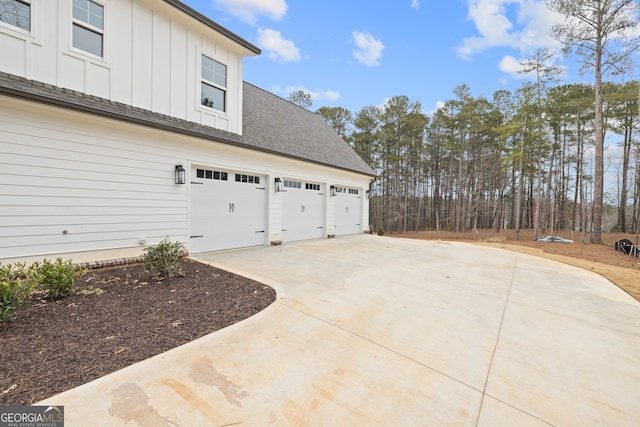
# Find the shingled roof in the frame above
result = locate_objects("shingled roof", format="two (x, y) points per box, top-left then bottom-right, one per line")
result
(242, 82), (375, 176)
(0, 72), (375, 177)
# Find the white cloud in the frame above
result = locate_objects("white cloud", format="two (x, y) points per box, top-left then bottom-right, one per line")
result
(457, 0), (562, 60)
(213, 0), (287, 25)
(352, 31), (385, 67)
(411, 0), (421, 10)
(257, 28), (301, 62)
(498, 55), (525, 78)
(284, 85), (341, 102)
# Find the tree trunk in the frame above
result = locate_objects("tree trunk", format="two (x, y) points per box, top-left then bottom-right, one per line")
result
(618, 124), (631, 232)
(592, 48), (604, 243)
(515, 119), (526, 241)
(533, 153), (543, 240)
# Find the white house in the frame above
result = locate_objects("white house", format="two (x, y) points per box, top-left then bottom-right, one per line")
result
(0, 0), (375, 264)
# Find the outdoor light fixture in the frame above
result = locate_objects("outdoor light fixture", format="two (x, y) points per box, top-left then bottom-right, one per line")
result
(330, 185), (337, 197)
(274, 177), (283, 192)
(366, 189), (371, 199)
(175, 164), (186, 185)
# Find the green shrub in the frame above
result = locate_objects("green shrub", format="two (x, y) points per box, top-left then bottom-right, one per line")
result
(143, 239), (187, 278)
(35, 258), (85, 300)
(0, 263), (34, 323)
(377, 226), (385, 236)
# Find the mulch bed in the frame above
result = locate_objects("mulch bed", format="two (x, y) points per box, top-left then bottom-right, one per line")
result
(0, 259), (276, 405)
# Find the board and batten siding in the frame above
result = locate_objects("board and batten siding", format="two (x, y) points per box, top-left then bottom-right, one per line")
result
(0, 0), (249, 134)
(0, 97), (371, 263)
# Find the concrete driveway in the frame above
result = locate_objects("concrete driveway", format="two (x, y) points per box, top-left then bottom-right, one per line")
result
(41, 235), (640, 426)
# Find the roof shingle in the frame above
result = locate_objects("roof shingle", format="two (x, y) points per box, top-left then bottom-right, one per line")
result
(242, 82), (375, 176)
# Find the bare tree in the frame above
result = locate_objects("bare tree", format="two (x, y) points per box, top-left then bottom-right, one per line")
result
(0, 0), (30, 30)
(548, 0), (640, 243)
(287, 90), (313, 108)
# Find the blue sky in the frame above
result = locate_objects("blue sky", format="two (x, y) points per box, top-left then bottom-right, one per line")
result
(179, 0), (609, 115)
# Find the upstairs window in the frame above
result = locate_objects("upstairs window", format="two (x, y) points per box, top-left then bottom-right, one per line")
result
(201, 55), (227, 112)
(72, 0), (103, 57)
(0, 0), (30, 31)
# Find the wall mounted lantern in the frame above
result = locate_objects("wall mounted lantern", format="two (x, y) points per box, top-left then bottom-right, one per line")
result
(274, 177), (283, 192)
(330, 185), (337, 197)
(175, 164), (186, 185)
(366, 189), (371, 199)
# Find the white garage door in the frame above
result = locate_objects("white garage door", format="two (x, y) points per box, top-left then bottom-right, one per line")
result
(282, 179), (325, 242)
(334, 187), (362, 235)
(189, 167), (266, 253)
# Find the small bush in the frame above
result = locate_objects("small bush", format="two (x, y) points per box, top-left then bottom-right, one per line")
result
(143, 239), (187, 278)
(0, 263), (34, 323)
(377, 226), (385, 236)
(35, 258), (85, 300)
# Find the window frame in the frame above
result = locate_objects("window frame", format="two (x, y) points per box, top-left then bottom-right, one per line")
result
(71, 0), (104, 58)
(200, 54), (227, 113)
(0, 0), (31, 33)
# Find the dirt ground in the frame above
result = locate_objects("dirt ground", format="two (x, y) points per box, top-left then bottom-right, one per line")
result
(394, 229), (640, 302)
(0, 259), (276, 406)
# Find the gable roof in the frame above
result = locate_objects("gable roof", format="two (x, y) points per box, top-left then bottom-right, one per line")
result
(242, 82), (375, 176)
(163, 0), (261, 55)
(0, 72), (375, 177)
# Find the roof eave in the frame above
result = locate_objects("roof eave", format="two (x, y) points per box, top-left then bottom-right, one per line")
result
(162, 0), (261, 56)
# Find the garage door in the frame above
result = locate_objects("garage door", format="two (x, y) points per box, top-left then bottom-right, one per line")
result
(282, 179), (325, 242)
(189, 167), (266, 253)
(334, 186), (362, 235)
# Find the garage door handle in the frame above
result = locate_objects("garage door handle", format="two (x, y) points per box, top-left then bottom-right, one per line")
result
(190, 235), (203, 238)
(191, 182), (203, 185)
(255, 230), (265, 233)
(317, 226), (324, 229)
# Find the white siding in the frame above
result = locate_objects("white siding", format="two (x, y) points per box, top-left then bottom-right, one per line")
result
(0, 0), (251, 134)
(0, 98), (187, 260)
(0, 97), (371, 262)
(1, 32), (27, 76)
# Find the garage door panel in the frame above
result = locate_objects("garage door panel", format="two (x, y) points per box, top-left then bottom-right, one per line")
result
(335, 187), (362, 236)
(189, 167), (266, 253)
(282, 180), (325, 242)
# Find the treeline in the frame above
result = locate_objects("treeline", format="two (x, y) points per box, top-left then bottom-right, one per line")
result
(316, 80), (640, 238)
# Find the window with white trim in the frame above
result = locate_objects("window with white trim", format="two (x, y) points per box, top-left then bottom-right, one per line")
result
(0, 0), (30, 31)
(201, 55), (227, 112)
(72, 0), (103, 57)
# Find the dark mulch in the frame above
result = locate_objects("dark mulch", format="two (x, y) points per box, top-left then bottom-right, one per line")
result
(0, 259), (276, 405)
